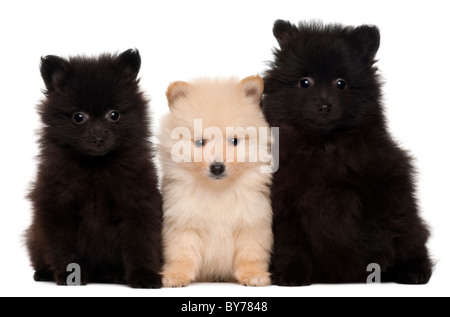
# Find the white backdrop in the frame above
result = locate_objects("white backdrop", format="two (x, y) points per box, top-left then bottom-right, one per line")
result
(0, 0), (449, 297)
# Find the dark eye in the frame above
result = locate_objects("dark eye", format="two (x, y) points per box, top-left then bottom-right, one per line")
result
(336, 79), (347, 90)
(299, 77), (313, 89)
(108, 110), (121, 122)
(73, 112), (88, 124)
(230, 138), (239, 146)
(194, 139), (205, 147)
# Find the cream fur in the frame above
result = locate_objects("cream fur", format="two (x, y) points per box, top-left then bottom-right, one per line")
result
(159, 76), (273, 286)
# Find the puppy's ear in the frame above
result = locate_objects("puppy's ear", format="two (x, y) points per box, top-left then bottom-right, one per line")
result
(166, 81), (190, 108)
(273, 19), (297, 49)
(40, 55), (71, 92)
(119, 48), (141, 79)
(239, 75), (264, 104)
(347, 25), (380, 63)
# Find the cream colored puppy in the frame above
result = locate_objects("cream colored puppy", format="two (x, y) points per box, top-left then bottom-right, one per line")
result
(159, 76), (273, 287)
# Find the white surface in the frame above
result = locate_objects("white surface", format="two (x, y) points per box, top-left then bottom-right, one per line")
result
(0, 0), (449, 297)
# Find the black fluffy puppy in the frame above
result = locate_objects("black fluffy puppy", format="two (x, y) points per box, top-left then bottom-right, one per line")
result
(263, 20), (433, 285)
(26, 49), (162, 288)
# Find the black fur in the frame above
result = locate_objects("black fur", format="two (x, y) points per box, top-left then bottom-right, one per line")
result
(263, 20), (433, 285)
(25, 49), (163, 288)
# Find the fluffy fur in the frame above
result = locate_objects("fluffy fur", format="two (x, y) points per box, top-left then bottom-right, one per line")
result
(263, 20), (433, 285)
(159, 76), (273, 286)
(25, 49), (163, 288)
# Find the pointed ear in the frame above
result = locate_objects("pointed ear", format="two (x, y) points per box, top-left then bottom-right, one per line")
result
(273, 19), (297, 48)
(119, 48), (141, 79)
(166, 81), (190, 108)
(347, 25), (380, 62)
(239, 75), (264, 104)
(40, 55), (71, 92)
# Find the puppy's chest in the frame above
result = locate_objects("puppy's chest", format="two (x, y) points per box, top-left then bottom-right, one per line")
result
(279, 142), (367, 234)
(279, 141), (366, 210)
(70, 163), (133, 210)
(283, 142), (361, 182)
(186, 192), (248, 249)
(78, 191), (115, 218)
(196, 217), (236, 280)
(77, 189), (119, 235)
(72, 169), (128, 230)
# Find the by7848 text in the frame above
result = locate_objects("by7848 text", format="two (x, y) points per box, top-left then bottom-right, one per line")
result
(181, 301), (268, 314)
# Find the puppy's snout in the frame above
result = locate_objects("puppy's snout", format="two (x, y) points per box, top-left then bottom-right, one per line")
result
(209, 163), (225, 177)
(92, 136), (104, 146)
(317, 104), (332, 116)
(91, 129), (109, 147)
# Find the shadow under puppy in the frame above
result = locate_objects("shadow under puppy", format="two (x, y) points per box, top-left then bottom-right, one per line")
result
(159, 76), (273, 286)
(26, 49), (163, 288)
(263, 20), (433, 285)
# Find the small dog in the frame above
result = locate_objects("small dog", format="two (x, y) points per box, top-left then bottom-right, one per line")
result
(263, 20), (433, 285)
(26, 49), (163, 288)
(159, 76), (273, 286)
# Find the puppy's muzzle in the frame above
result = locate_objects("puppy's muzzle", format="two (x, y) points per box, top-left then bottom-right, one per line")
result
(317, 104), (332, 116)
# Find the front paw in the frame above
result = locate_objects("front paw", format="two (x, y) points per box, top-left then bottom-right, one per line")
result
(271, 271), (312, 286)
(126, 269), (162, 289)
(236, 271), (271, 286)
(393, 266), (432, 284)
(33, 270), (54, 282)
(162, 271), (192, 287)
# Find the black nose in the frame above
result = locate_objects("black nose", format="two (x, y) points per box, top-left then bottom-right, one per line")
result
(92, 137), (104, 146)
(209, 163), (225, 176)
(317, 104), (332, 116)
